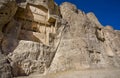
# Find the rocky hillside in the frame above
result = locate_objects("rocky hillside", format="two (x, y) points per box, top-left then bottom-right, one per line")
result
(0, 0), (120, 78)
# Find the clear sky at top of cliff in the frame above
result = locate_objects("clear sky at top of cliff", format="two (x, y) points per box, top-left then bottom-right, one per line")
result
(54, 0), (120, 30)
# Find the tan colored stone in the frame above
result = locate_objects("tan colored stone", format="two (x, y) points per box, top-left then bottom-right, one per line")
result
(0, 0), (120, 78)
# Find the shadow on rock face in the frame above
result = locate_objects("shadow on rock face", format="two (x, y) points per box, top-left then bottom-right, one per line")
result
(0, 1), (18, 77)
(16, 0), (26, 3)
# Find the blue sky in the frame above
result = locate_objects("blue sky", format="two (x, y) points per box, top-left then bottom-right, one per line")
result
(54, 0), (120, 30)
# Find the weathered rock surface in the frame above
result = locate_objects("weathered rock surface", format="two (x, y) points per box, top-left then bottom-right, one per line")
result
(49, 2), (120, 73)
(0, 0), (120, 78)
(0, 52), (12, 78)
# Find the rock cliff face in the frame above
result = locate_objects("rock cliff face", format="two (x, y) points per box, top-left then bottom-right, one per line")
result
(0, 0), (120, 78)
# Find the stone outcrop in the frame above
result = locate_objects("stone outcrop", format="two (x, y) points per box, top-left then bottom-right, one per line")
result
(49, 3), (120, 73)
(0, 0), (120, 78)
(0, 52), (12, 78)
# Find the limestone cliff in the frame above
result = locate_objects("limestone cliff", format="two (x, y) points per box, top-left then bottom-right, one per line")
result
(0, 0), (120, 78)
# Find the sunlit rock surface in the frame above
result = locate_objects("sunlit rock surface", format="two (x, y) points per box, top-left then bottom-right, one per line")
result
(0, 0), (120, 78)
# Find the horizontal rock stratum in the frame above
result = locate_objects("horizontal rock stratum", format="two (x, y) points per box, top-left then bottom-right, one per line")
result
(0, 0), (120, 78)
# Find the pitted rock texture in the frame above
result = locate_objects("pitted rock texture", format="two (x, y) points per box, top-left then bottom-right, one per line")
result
(0, 52), (12, 78)
(49, 2), (120, 72)
(0, 0), (120, 78)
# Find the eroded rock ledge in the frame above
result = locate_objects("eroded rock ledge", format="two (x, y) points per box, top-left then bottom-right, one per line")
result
(0, 0), (120, 78)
